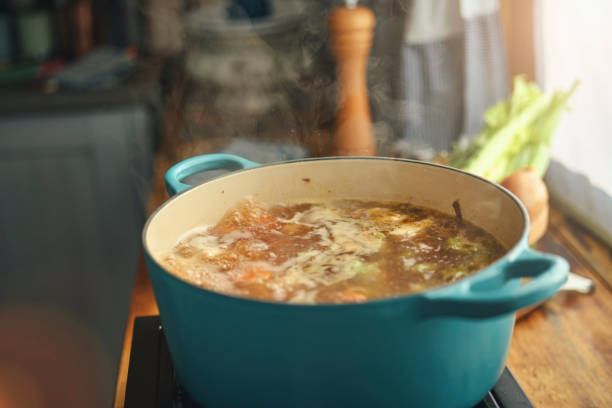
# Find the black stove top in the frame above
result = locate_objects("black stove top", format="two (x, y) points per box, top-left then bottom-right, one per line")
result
(125, 316), (533, 408)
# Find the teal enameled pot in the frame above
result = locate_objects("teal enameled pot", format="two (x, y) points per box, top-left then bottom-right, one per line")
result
(143, 154), (568, 408)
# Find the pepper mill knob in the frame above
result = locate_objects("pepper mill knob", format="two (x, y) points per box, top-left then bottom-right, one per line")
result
(328, 5), (376, 156)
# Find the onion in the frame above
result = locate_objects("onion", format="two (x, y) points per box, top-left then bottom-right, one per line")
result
(500, 167), (549, 244)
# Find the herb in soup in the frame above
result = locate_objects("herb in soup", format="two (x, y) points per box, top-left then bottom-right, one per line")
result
(162, 199), (505, 304)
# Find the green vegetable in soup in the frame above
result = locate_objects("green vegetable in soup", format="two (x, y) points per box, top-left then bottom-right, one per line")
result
(413, 263), (434, 274)
(447, 237), (467, 251)
(443, 267), (468, 282)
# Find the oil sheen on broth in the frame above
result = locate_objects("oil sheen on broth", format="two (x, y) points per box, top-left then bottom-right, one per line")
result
(162, 199), (506, 304)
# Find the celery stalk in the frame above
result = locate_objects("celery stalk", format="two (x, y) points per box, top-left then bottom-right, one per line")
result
(529, 143), (551, 177)
(447, 76), (578, 182)
(461, 94), (551, 177)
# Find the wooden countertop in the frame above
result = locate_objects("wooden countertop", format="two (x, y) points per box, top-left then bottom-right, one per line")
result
(113, 194), (612, 407)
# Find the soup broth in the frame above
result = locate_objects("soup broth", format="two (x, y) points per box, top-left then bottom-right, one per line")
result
(161, 199), (506, 304)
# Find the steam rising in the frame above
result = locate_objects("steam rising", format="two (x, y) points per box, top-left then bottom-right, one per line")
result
(137, 0), (411, 213)
(172, 1), (405, 158)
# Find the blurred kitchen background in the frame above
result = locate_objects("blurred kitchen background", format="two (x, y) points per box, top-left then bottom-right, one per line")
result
(0, 0), (610, 407)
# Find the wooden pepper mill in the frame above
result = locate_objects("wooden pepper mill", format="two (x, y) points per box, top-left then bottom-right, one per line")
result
(328, 4), (376, 156)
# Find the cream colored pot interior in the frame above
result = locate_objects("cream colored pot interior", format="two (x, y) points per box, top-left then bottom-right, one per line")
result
(145, 159), (526, 262)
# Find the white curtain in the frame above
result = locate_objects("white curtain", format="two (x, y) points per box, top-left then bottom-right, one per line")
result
(535, 0), (612, 244)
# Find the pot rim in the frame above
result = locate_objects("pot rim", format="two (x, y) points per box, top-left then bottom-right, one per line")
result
(142, 156), (530, 310)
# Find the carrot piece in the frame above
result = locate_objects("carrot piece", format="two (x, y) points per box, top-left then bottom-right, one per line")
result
(253, 210), (275, 224)
(239, 266), (272, 282)
(339, 290), (367, 303)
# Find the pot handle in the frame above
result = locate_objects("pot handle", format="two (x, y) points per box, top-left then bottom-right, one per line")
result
(425, 248), (568, 318)
(165, 154), (260, 196)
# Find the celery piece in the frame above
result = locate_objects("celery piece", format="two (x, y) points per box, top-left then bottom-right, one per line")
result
(484, 155), (510, 182)
(447, 76), (578, 182)
(443, 267), (468, 282)
(447, 236), (464, 251)
(414, 263), (434, 273)
(493, 143), (532, 182)
(351, 261), (380, 276)
(528, 143), (551, 179)
(484, 100), (509, 129)
(531, 80), (579, 145)
(460, 93), (551, 177)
